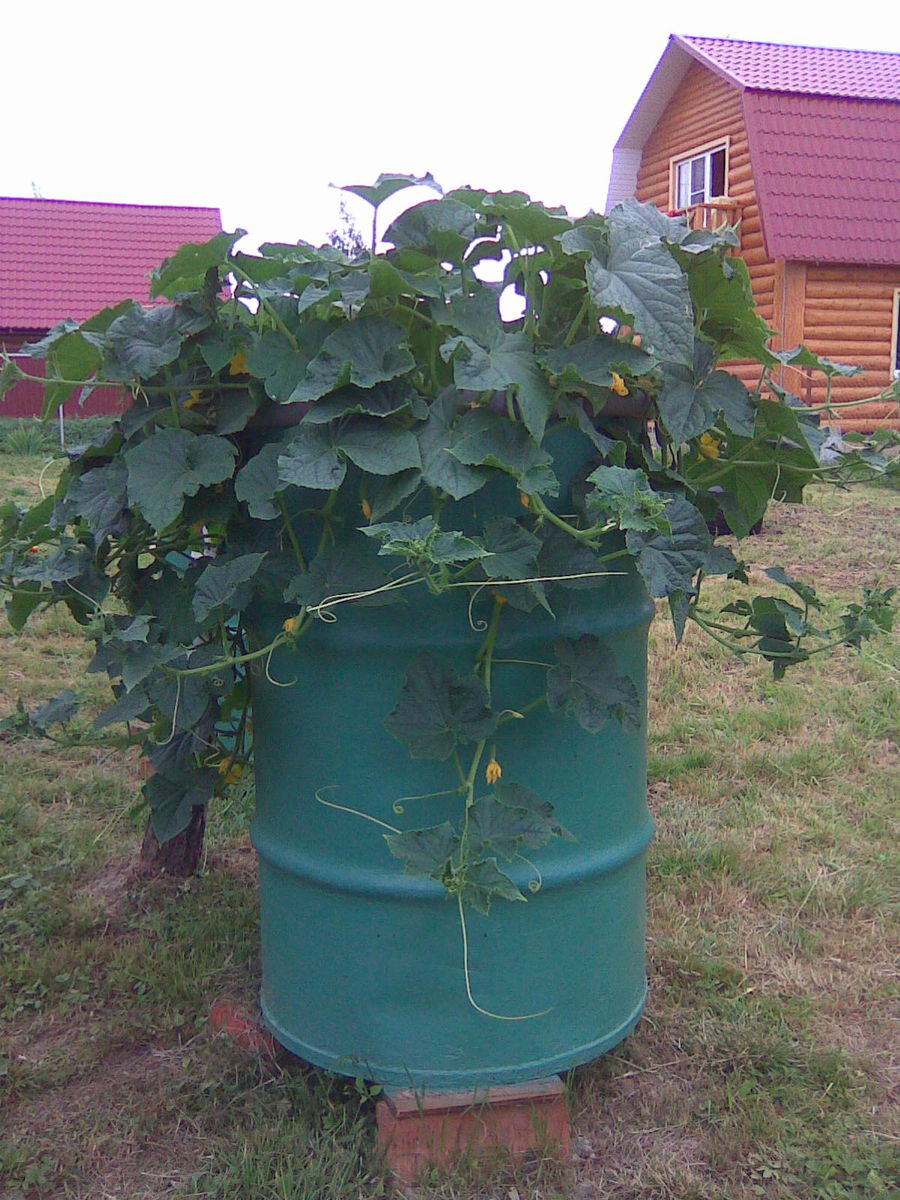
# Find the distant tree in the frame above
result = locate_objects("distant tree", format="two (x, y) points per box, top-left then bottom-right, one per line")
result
(327, 199), (367, 258)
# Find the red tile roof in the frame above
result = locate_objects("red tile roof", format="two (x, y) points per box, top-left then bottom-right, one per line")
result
(678, 35), (900, 101)
(744, 91), (900, 264)
(0, 197), (222, 331)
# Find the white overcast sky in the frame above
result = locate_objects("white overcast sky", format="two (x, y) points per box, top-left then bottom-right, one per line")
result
(3, 1), (895, 252)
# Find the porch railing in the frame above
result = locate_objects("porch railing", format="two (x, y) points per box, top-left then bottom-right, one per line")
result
(676, 199), (743, 237)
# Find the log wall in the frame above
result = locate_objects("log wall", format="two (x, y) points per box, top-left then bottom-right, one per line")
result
(800, 267), (900, 430)
(634, 61), (775, 389)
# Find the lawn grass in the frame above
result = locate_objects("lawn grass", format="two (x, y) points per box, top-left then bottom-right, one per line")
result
(1, 463), (899, 1200)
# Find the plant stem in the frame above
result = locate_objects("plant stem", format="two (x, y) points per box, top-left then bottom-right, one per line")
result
(279, 497), (306, 571)
(231, 265), (299, 350)
(564, 293), (591, 347)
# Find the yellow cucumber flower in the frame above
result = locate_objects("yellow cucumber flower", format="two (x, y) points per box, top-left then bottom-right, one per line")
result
(485, 757), (502, 785)
(699, 433), (720, 460)
(218, 762), (242, 785)
(228, 350), (248, 376)
(610, 372), (629, 397)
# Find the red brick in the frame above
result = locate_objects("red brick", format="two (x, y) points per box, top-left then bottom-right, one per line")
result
(208, 1000), (276, 1057)
(376, 1077), (569, 1184)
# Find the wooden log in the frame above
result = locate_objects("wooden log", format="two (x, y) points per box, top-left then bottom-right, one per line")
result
(801, 354), (889, 369)
(804, 312), (892, 329)
(803, 331), (891, 347)
(804, 303), (893, 320)
(806, 282), (896, 299)
(828, 418), (900, 432)
(807, 265), (899, 283)
(801, 340), (888, 356)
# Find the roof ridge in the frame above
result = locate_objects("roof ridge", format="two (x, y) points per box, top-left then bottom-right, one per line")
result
(679, 33), (900, 59)
(0, 196), (220, 214)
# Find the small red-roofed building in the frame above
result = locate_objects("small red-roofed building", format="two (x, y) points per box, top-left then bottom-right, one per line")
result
(1, 198), (222, 418)
(607, 36), (900, 431)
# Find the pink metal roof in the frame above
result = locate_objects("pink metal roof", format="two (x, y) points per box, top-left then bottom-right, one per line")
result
(0, 197), (222, 331)
(745, 91), (900, 264)
(678, 35), (900, 101)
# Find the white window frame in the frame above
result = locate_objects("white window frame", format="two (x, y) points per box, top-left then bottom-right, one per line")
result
(892, 288), (900, 380)
(669, 139), (730, 211)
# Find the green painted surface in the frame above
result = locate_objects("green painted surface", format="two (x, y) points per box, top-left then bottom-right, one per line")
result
(249, 432), (655, 1088)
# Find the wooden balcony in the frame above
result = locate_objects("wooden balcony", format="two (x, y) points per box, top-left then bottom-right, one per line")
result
(676, 199), (743, 239)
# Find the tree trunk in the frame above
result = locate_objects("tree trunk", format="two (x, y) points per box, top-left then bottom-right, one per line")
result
(139, 807), (206, 876)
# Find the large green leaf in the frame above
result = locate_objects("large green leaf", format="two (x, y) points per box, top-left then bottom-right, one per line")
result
(192, 553), (266, 622)
(361, 517), (488, 565)
(366, 470), (422, 521)
(284, 542), (396, 608)
(687, 256), (773, 362)
(144, 770), (216, 844)
(103, 305), (211, 381)
(277, 427), (346, 491)
(289, 317), (414, 404)
(626, 495), (710, 598)
(385, 198), (479, 260)
(367, 258), (443, 300)
(543, 335), (657, 388)
(480, 517), (541, 580)
(93, 686), (152, 732)
(65, 459), (128, 543)
(466, 189), (573, 247)
(124, 430), (237, 532)
(32, 690), (81, 731)
(383, 821), (458, 876)
(120, 642), (185, 693)
(463, 859), (525, 914)
(234, 439), (292, 520)
(15, 546), (89, 584)
(5, 582), (47, 632)
(247, 324), (329, 402)
(341, 172), (440, 211)
(716, 460), (778, 539)
(431, 288), (503, 340)
(441, 330), (553, 443)
(772, 346), (862, 379)
(703, 369), (755, 438)
(42, 330), (106, 419)
(546, 636), (640, 733)
(467, 793), (554, 862)
(301, 380), (414, 424)
(151, 229), (245, 298)
(608, 198), (690, 245)
(587, 213), (693, 368)
(657, 344), (755, 443)
(384, 653), (498, 759)
(416, 391), (490, 500)
(337, 419), (422, 475)
(215, 389), (259, 435)
(447, 408), (558, 496)
(585, 466), (670, 533)
(494, 781), (574, 841)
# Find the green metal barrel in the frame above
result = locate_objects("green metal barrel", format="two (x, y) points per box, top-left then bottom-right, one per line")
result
(250, 523), (654, 1088)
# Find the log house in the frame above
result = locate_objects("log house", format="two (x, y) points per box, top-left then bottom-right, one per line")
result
(607, 36), (900, 431)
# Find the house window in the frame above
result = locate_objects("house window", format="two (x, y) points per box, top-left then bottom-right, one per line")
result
(893, 289), (900, 380)
(672, 144), (727, 209)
